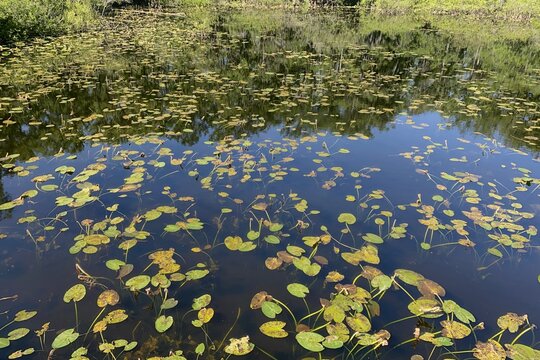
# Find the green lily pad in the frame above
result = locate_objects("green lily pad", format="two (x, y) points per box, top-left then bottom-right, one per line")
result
(7, 328), (29, 341)
(186, 269), (209, 281)
(505, 344), (540, 360)
(14, 311), (37, 322)
(125, 275), (151, 291)
(155, 315), (173, 333)
(63, 284), (86, 303)
(394, 269), (425, 286)
(287, 283), (309, 298)
(346, 314), (371, 333)
(337, 213), (356, 225)
(224, 236), (242, 250)
(261, 301), (282, 319)
(296, 331), (325, 352)
(259, 321), (288, 338)
(52, 328), (79, 349)
(362, 233), (384, 244)
(192, 294), (211, 310)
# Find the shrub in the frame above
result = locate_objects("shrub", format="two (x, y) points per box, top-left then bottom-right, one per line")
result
(0, 0), (95, 44)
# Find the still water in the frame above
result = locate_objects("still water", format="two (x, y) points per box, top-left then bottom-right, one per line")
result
(0, 8), (539, 360)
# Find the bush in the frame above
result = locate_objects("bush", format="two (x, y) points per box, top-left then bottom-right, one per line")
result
(0, 0), (95, 44)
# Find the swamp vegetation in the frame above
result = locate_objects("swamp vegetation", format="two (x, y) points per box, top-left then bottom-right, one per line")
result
(0, 6), (540, 360)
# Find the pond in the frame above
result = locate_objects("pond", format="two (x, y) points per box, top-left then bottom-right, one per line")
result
(0, 7), (539, 360)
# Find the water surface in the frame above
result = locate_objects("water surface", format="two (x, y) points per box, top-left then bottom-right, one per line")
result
(0, 8), (539, 360)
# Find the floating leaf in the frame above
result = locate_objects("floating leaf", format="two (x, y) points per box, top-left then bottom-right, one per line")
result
(505, 344), (540, 360)
(337, 213), (356, 225)
(7, 328), (29, 341)
(125, 275), (151, 291)
(51, 329), (79, 349)
(497, 313), (527, 333)
(473, 340), (505, 360)
(97, 290), (119, 307)
(193, 294), (212, 310)
(362, 233), (384, 244)
(287, 283), (309, 298)
(224, 336), (254, 356)
(155, 315), (173, 333)
(346, 314), (371, 333)
(261, 301), (282, 319)
(441, 320), (471, 339)
(63, 284), (86, 303)
(296, 331), (325, 352)
(259, 321), (288, 338)
(14, 311), (36, 322)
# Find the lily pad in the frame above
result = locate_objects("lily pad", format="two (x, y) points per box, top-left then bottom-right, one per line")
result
(259, 321), (288, 338)
(63, 284), (86, 303)
(296, 331), (325, 352)
(51, 329), (79, 349)
(155, 315), (173, 333)
(337, 213), (356, 225)
(287, 283), (309, 298)
(224, 336), (254, 356)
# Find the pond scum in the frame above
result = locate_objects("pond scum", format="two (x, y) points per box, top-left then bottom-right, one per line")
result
(0, 8), (540, 360)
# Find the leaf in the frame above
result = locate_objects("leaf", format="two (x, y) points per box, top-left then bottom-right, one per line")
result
(7, 328), (29, 341)
(125, 275), (151, 291)
(52, 329), (79, 349)
(362, 233), (384, 244)
(346, 314), (371, 333)
(394, 269), (425, 286)
(155, 315), (173, 333)
(261, 301), (282, 319)
(296, 331), (325, 352)
(497, 313), (527, 333)
(104, 309), (128, 324)
(195, 343), (205, 355)
(193, 294), (212, 310)
(473, 340), (506, 360)
(441, 320), (471, 339)
(322, 335), (344, 349)
(337, 213), (356, 225)
(97, 290), (120, 307)
(371, 275), (392, 291)
(287, 283), (309, 298)
(505, 344), (540, 360)
(488, 247), (503, 258)
(198, 308), (214, 324)
(14, 310), (37, 322)
(63, 284), (86, 303)
(106, 259), (126, 271)
(161, 298), (178, 310)
(442, 300), (475, 324)
(408, 299), (443, 318)
(186, 269), (209, 281)
(417, 279), (446, 298)
(259, 321), (288, 338)
(224, 336), (254, 356)
(224, 236), (242, 250)
(0, 338), (10, 349)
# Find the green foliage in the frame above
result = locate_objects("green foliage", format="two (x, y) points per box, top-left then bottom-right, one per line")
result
(0, 0), (95, 44)
(358, 0), (540, 19)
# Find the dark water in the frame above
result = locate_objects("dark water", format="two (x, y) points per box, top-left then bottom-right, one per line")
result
(0, 8), (539, 360)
